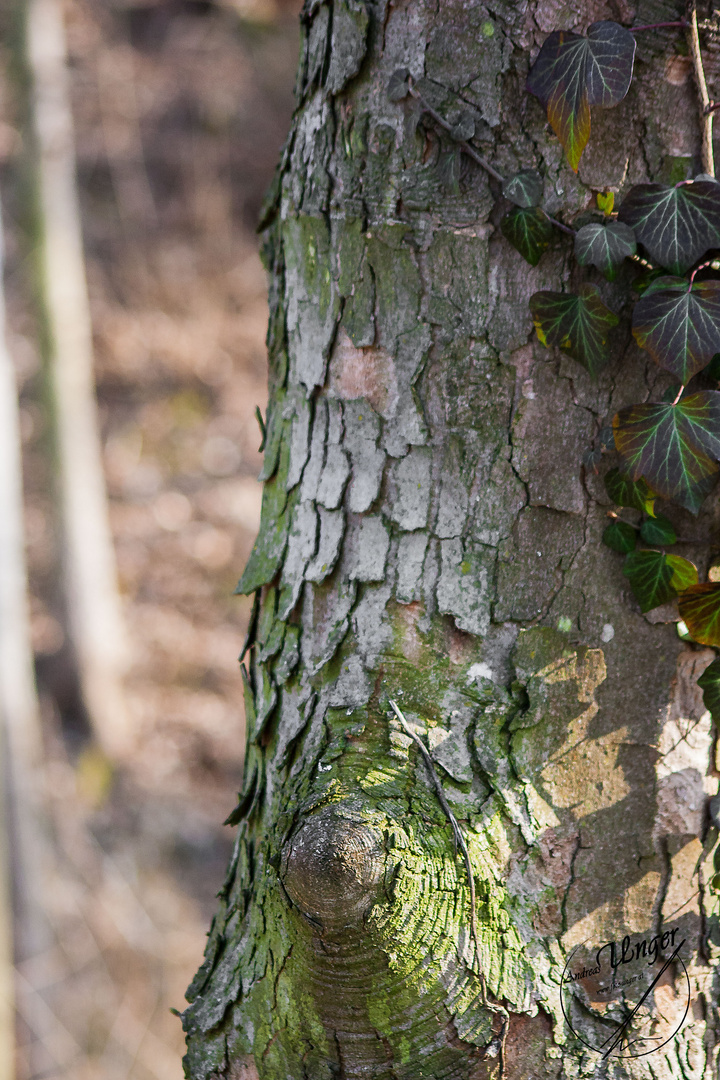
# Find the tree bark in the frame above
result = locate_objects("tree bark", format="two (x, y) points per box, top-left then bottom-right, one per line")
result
(184, 2), (720, 1077)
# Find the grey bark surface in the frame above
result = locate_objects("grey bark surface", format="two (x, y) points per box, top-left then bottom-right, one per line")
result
(184, 2), (720, 1078)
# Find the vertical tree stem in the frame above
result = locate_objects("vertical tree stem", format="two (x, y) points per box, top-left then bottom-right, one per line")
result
(0, 753), (14, 1080)
(687, 2), (714, 176)
(0, 190), (49, 1080)
(27, 0), (131, 758)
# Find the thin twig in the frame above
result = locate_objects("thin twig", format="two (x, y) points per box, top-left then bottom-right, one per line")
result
(389, 699), (509, 1071)
(631, 20), (688, 32)
(408, 83), (575, 236)
(389, 703), (481, 966)
(544, 212), (575, 236)
(687, 2), (715, 176)
(408, 85), (504, 182)
(689, 259), (714, 286)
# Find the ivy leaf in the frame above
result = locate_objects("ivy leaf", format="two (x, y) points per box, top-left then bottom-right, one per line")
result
(697, 657), (720, 718)
(388, 68), (411, 101)
(617, 181), (720, 274)
(604, 468), (656, 515)
(602, 520), (637, 553)
(503, 169), (543, 208)
(437, 149), (461, 194)
(678, 583), (720, 646)
(706, 353), (720, 381)
(614, 391), (720, 513)
(526, 21), (636, 172)
(632, 277), (720, 383)
(501, 206), (553, 266)
(530, 284), (619, 376)
(639, 514), (676, 546)
(597, 190), (614, 215)
(575, 220), (636, 281)
(451, 112), (476, 141)
(623, 550), (675, 612)
(665, 554), (698, 591)
(633, 267), (667, 295)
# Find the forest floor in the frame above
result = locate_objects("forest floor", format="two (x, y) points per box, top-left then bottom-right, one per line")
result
(1, 0), (300, 1075)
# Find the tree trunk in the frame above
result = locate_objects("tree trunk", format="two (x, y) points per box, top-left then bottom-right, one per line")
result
(184, 2), (720, 1077)
(0, 192), (48, 1080)
(27, 0), (130, 759)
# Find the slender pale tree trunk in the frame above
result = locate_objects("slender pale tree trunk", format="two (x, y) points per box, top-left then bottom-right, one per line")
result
(26, 0), (130, 759)
(184, 2), (720, 1077)
(0, 768), (13, 1080)
(0, 195), (48, 1080)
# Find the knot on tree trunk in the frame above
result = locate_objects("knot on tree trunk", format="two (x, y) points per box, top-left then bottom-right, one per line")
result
(281, 807), (385, 933)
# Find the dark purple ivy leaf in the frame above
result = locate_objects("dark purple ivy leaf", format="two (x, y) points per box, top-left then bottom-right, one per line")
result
(526, 21), (635, 171)
(501, 206), (553, 266)
(614, 391), (720, 513)
(502, 169), (543, 208)
(618, 181), (720, 274)
(632, 276), (720, 384)
(574, 220), (636, 280)
(530, 284), (619, 377)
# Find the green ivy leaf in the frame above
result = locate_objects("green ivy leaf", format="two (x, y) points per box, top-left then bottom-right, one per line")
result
(437, 149), (461, 194)
(597, 190), (614, 215)
(617, 181), (720, 274)
(502, 169), (543, 208)
(665, 553), (699, 591)
(530, 284), (619, 376)
(678, 583), (720, 646)
(639, 514), (676, 546)
(623, 550), (675, 612)
(501, 206), (553, 266)
(387, 68), (411, 101)
(604, 468), (656, 515)
(526, 21), (636, 172)
(574, 220), (637, 281)
(632, 276), (720, 383)
(697, 656), (720, 717)
(613, 391), (720, 513)
(602, 520), (637, 553)
(633, 267), (667, 295)
(450, 112), (476, 141)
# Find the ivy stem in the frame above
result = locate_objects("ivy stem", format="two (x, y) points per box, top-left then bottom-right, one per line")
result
(408, 82), (576, 236)
(630, 20), (688, 32)
(407, 85), (505, 183)
(686, 2), (715, 176)
(672, 384), (686, 406)
(388, 701), (484, 985)
(543, 211), (576, 236)
(688, 259), (714, 287)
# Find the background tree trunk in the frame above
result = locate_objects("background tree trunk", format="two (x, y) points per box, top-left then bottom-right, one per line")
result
(27, 0), (130, 759)
(0, 192), (49, 1080)
(184, 1), (720, 1076)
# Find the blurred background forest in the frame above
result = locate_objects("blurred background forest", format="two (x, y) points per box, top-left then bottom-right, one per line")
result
(0, 0), (302, 1076)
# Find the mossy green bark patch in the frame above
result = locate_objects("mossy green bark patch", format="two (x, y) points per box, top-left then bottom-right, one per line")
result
(283, 215), (341, 391)
(236, 440), (296, 595)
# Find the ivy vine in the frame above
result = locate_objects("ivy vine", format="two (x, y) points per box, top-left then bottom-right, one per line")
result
(390, 7), (720, 719)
